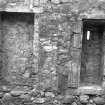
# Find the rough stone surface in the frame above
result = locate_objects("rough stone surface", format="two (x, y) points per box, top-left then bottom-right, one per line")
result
(45, 92), (55, 97)
(79, 95), (89, 104)
(93, 97), (105, 105)
(33, 98), (45, 104)
(0, 0), (105, 104)
(51, 0), (60, 4)
(62, 95), (74, 104)
(2, 13), (34, 85)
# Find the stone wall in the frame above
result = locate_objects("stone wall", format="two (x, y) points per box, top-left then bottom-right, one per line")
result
(0, 0), (105, 105)
(0, 0), (105, 95)
(37, 0), (105, 94)
(39, 12), (82, 93)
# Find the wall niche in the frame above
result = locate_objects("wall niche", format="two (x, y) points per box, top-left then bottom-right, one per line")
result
(0, 12), (34, 84)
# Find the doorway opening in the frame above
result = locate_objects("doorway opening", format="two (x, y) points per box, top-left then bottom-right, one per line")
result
(80, 19), (105, 86)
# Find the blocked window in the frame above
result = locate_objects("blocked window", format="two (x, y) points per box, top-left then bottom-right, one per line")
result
(0, 12), (34, 83)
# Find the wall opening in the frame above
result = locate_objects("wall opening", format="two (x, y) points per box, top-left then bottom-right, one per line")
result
(80, 19), (105, 86)
(0, 12), (34, 84)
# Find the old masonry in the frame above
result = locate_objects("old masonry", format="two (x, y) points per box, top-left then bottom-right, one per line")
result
(0, 0), (105, 105)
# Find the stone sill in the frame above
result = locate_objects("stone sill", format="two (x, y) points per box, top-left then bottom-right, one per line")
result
(75, 85), (105, 95)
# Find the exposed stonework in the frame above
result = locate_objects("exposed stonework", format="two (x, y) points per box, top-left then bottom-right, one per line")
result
(1, 13), (34, 85)
(0, 0), (105, 104)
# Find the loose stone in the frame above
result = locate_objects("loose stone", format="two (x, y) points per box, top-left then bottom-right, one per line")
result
(93, 96), (105, 105)
(45, 92), (55, 97)
(33, 98), (45, 104)
(62, 95), (74, 104)
(79, 95), (89, 104)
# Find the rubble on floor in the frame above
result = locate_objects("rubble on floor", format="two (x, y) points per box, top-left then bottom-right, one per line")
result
(0, 85), (104, 105)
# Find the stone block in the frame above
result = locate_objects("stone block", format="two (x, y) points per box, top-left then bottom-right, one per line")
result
(99, 1), (105, 10)
(71, 49), (81, 61)
(86, 9), (105, 19)
(33, 98), (45, 104)
(2, 93), (11, 100)
(71, 22), (82, 34)
(45, 92), (55, 97)
(23, 70), (30, 78)
(79, 95), (89, 104)
(93, 97), (105, 105)
(58, 72), (68, 93)
(0, 0), (7, 7)
(61, 0), (72, 3)
(62, 95), (74, 104)
(73, 34), (82, 48)
(0, 92), (4, 98)
(20, 94), (30, 99)
(51, 0), (60, 4)
(10, 87), (29, 97)
(72, 102), (78, 105)
(40, 0), (48, 4)
(76, 86), (104, 95)
(33, 0), (39, 6)
(2, 86), (11, 92)
(33, 6), (44, 13)
(71, 62), (79, 79)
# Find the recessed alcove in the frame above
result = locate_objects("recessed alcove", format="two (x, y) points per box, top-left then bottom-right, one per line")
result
(80, 19), (105, 86)
(0, 12), (34, 84)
